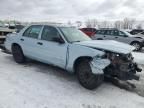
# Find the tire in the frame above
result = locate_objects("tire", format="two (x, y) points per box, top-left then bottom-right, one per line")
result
(130, 42), (142, 51)
(12, 45), (25, 63)
(76, 59), (104, 90)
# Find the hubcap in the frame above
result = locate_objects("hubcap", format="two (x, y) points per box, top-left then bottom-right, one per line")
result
(132, 43), (140, 50)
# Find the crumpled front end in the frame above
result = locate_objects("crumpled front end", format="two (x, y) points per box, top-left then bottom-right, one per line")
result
(89, 51), (142, 81)
(103, 52), (142, 81)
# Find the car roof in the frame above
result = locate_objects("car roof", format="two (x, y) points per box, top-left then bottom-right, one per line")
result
(28, 24), (75, 28)
(98, 28), (118, 30)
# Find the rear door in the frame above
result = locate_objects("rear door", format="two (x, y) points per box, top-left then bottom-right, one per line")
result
(20, 25), (43, 59)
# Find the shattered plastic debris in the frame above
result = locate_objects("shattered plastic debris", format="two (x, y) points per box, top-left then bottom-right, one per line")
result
(90, 58), (110, 74)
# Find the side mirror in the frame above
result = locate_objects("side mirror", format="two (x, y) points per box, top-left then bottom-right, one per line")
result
(52, 37), (65, 44)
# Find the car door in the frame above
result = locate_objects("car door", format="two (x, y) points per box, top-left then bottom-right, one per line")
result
(106, 30), (129, 43)
(36, 25), (68, 68)
(20, 25), (43, 59)
(115, 31), (130, 43)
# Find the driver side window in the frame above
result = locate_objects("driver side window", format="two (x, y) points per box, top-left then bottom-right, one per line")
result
(41, 26), (61, 41)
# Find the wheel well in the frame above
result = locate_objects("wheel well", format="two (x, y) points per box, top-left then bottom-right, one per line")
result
(97, 38), (103, 40)
(11, 43), (21, 50)
(74, 56), (92, 74)
(130, 41), (140, 45)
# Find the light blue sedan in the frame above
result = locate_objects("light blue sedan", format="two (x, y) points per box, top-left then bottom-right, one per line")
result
(4, 24), (141, 89)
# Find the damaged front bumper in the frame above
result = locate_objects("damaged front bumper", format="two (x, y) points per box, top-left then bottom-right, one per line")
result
(90, 53), (142, 81)
(104, 62), (142, 81)
(103, 53), (142, 81)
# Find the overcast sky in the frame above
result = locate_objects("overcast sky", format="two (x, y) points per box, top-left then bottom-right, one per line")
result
(0, 0), (144, 22)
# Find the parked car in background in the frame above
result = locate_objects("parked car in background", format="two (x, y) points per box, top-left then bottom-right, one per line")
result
(135, 31), (144, 37)
(0, 27), (15, 44)
(130, 29), (144, 35)
(15, 24), (25, 33)
(92, 28), (144, 51)
(5, 25), (141, 90)
(80, 28), (97, 37)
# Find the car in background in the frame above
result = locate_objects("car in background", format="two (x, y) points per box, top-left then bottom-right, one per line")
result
(92, 28), (144, 51)
(79, 28), (96, 37)
(0, 27), (15, 44)
(4, 24), (141, 90)
(15, 24), (25, 33)
(130, 29), (144, 35)
(135, 31), (144, 37)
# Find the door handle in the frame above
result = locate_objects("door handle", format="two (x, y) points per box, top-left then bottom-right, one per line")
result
(104, 36), (106, 37)
(20, 39), (24, 41)
(115, 37), (118, 38)
(37, 42), (43, 45)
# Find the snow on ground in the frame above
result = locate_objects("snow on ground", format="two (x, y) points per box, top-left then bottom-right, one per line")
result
(132, 52), (144, 65)
(0, 51), (144, 108)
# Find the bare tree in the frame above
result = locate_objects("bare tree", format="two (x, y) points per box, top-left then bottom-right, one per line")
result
(76, 21), (82, 27)
(67, 21), (72, 26)
(136, 24), (142, 29)
(85, 19), (91, 27)
(85, 19), (98, 28)
(123, 18), (135, 29)
(91, 19), (98, 28)
(100, 21), (112, 28)
(114, 21), (122, 29)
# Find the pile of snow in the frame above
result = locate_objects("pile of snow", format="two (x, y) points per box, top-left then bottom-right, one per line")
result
(132, 52), (144, 65)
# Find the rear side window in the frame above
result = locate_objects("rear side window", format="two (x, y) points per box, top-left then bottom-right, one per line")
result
(91, 28), (96, 32)
(107, 30), (118, 36)
(96, 30), (105, 35)
(23, 25), (42, 39)
(105, 30), (112, 35)
(96, 30), (101, 34)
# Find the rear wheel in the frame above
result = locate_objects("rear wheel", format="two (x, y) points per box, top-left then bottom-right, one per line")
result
(76, 59), (104, 90)
(130, 42), (141, 51)
(12, 45), (25, 63)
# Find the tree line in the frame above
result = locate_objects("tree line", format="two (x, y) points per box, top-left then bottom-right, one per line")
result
(74, 18), (143, 29)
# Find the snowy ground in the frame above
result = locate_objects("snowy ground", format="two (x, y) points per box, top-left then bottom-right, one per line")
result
(0, 50), (144, 108)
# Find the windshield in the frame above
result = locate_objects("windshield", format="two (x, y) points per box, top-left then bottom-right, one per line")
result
(59, 27), (91, 43)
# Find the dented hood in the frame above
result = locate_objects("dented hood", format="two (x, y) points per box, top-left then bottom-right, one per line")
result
(74, 40), (135, 54)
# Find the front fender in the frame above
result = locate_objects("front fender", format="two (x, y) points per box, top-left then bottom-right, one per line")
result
(66, 44), (105, 72)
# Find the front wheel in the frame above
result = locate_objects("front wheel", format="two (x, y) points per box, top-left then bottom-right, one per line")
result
(76, 59), (104, 90)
